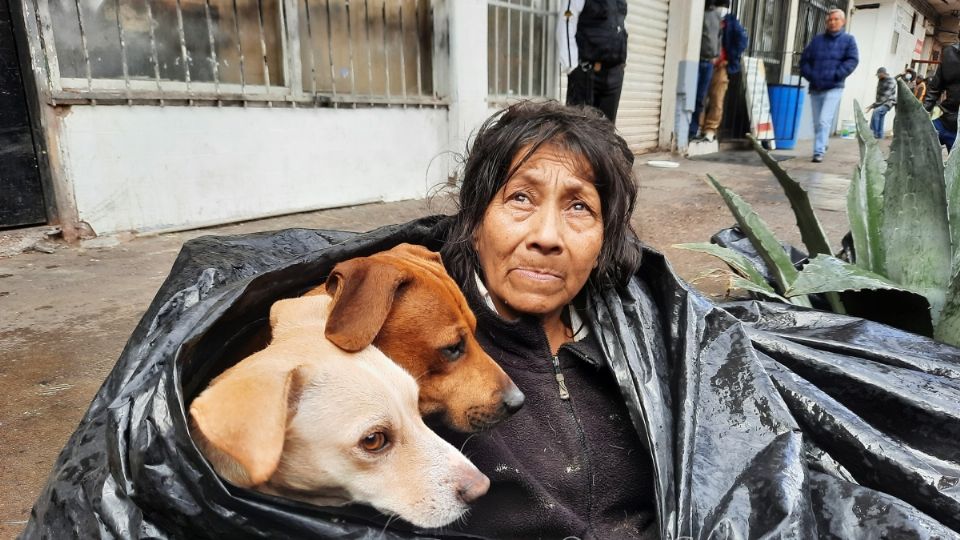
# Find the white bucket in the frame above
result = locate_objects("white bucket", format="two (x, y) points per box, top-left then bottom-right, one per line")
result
(840, 120), (856, 139)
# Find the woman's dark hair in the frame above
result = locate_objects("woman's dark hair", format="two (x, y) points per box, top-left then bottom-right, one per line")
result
(442, 100), (641, 288)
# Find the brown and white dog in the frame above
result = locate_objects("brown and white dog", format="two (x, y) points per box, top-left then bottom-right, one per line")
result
(308, 243), (524, 432)
(189, 294), (490, 527)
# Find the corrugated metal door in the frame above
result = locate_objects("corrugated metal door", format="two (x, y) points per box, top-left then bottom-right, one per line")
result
(617, 0), (669, 153)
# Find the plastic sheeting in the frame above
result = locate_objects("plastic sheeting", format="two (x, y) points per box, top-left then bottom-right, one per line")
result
(24, 217), (960, 539)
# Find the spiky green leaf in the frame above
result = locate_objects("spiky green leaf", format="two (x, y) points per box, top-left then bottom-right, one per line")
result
(785, 254), (912, 297)
(704, 175), (811, 307)
(747, 134), (832, 256)
(848, 101), (887, 273)
(729, 276), (789, 303)
(673, 242), (771, 288)
(935, 277), (960, 346)
(881, 79), (952, 321)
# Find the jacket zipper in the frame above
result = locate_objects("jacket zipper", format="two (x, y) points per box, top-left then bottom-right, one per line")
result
(551, 354), (571, 400)
(552, 345), (594, 531)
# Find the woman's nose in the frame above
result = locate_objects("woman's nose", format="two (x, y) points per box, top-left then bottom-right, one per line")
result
(526, 206), (564, 254)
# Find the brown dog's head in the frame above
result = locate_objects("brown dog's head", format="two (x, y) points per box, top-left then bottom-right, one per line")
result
(318, 243), (524, 432)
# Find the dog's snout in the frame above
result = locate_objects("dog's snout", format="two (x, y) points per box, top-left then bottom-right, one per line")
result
(501, 384), (525, 414)
(456, 469), (491, 504)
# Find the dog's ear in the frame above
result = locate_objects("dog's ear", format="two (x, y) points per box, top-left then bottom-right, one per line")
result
(388, 243), (444, 265)
(324, 257), (409, 351)
(190, 356), (307, 488)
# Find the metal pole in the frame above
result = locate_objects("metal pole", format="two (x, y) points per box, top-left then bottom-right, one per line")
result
(204, 0), (222, 100)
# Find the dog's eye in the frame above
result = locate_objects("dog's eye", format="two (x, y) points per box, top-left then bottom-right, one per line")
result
(359, 432), (389, 453)
(441, 338), (466, 361)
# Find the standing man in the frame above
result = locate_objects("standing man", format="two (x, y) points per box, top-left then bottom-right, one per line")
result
(699, 0), (749, 142)
(689, 0), (724, 141)
(799, 8), (859, 163)
(558, 0), (628, 122)
(865, 67), (896, 140)
(924, 43), (960, 150)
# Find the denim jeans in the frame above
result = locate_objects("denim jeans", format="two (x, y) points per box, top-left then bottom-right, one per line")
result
(934, 118), (957, 151)
(809, 87), (844, 156)
(869, 104), (890, 139)
(689, 60), (715, 139)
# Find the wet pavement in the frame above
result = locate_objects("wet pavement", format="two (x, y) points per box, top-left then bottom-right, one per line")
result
(0, 137), (867, 537)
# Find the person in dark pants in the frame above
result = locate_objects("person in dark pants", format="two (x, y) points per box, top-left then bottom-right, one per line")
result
(866, 67), (896, 139)
(689, 0), (724, 140)
(558, 0), (628, 122)
(924, 43), (960, 150)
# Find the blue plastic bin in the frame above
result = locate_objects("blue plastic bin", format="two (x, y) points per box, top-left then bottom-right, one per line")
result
(768, 84), (805, 150)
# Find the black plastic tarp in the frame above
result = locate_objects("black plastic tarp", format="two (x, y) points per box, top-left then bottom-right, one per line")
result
(23, 216), (960, 539)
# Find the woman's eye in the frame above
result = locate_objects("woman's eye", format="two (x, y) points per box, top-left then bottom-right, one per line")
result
(508, 192), (531, 204)
(441, 338), (466, 361)
(570, 201), (592, 213)
(359, 432), (390, 453)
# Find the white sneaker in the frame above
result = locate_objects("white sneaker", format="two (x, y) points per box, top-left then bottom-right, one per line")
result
(703, 131), (716, 142)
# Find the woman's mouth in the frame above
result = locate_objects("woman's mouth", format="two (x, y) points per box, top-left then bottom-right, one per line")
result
(512, 268), (563, 282)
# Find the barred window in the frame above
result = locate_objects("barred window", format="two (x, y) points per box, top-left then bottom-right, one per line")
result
(38, 0), (438, 105)
(487, 0), (559, 102)
(298, 0), (434, 104)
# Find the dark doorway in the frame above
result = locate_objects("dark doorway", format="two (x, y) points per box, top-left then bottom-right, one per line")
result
(0, 0), (45, 229)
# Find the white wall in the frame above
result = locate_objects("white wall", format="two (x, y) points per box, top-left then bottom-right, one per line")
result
(843, 1), (926, 136)
(60, 106), (449, 235)
(666, 0), (704, 151)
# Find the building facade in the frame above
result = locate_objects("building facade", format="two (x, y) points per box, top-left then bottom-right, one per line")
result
(2, 0), (680, 238)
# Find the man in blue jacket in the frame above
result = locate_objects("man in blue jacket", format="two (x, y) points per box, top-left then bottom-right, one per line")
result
(799, 8), (859, 163)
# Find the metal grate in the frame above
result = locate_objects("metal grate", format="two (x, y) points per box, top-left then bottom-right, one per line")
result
(31, 0), (440, 106)
(487, 0), (559, 103)
(298, 0), (436, 106)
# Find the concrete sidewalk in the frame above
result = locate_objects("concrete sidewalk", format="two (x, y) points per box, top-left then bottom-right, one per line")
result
(0, 136), (865, 536)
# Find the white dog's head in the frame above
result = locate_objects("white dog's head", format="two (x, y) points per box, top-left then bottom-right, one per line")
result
(189, 295), (489, 528)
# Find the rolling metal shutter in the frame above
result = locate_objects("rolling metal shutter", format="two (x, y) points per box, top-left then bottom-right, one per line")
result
(617, 0), (669, 153)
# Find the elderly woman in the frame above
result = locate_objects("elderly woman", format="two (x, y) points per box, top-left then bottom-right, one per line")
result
(26, 101), (960, 539)
(437, 102), (657, 538)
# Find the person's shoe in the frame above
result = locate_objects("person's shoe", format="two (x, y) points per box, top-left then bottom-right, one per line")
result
(703, 130), (716, 142)
(812, 154), (824, 163)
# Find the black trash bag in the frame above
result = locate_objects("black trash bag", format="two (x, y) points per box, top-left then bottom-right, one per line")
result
(24, 216), (960, 539)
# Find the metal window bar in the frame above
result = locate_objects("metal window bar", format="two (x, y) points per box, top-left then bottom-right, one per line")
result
(398, 1), (406, 104)
(174, 0), (193, 100)
(344, 0), (355, 99)
(324, 0), (338, 103)
(303, 0), (318, 98)
(380, 0), (391, 100)
(74, 0), (92, 96)
(364, 0), (374, 100)
(31, 0), (440, 106)
(114, 0), (131, 104)
(204, 0), (222, 99)
(232, 0), (248, 95)
(413, 0), (423, 98)
(488, 0), (559, 103)
(492, 3), (499, 95)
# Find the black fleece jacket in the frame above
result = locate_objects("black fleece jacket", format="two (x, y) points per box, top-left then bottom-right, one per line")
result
(436, 283), (658, 540)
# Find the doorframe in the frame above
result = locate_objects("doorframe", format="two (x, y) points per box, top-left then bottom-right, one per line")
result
(8, 0), (80, 239)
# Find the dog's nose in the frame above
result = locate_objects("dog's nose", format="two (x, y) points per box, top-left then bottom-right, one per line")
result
(501, 385), (525, 414)
(457, 470), (491, 504)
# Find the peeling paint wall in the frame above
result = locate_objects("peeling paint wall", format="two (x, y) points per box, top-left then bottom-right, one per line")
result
(60, 106), (448, 235)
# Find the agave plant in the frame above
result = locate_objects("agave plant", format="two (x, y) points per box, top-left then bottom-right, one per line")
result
(679, 79), (960, 345)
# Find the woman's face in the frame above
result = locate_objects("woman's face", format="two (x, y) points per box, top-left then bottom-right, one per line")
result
(474, 144), (603, 321)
